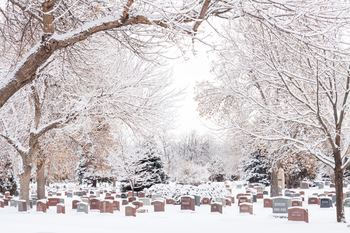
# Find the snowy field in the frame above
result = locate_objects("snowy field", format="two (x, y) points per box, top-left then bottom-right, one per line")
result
(1, 186), (350, 233)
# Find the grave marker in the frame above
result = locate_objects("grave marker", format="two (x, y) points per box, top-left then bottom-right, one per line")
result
(72, 200), (80, 209)
(17, 200), (27, 212)
(239, 203), (253, 215)
(90, 198), (100, 210)
(152, 200), (165, 212)
(99, 200), (113, 214)
(112, 200), (120, 211)
(211, 202), (223, 214)
(288, 207), (308, 223)
(308, 196), (320, 205)
(77, 202), (88, 214)
(344, 198), (350, 207)
(201, 197), (211, 205)
(57, 203), (65, 214)
(125, 205), (136, 217)
(48, 197), (60, 207)
(139, 198), (151, 206)
(181, 196), (195, 211)
(273, 197), (292, 213)
(36, 200), (47, 213)
(264, 198), (273, 208)
(320, 197), (333, 208)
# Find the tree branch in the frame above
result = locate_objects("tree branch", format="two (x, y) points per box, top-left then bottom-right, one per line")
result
(9, 0), (43, 23)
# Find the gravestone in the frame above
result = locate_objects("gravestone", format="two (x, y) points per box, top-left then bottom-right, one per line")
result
(292, 198), (302, 207)
(36, 200), (47, 213)
(57, 203), (65, 214)
(106, 196), (115, 200)
(166, 198), (175, 205)
(152, 200), (165, 212)
(294, 193), (301, 197)
(201, 197), (211, 205)
(132, 200), (143, 209)
(273, 197), (292, 213)
(263, 191), (268, 196)
(151, 194), (162, 201)
(318, 183), (324, 189)
(138, 192), (146, 198)
(308, 196), (319, 205)
(106, 193), (112, 197)
(226, 196), (235, 204)
(67, 192), (73, 198)
(263, 198), (273, 208)
(325, 181), (330, 186)
(236, 184), (242, 189)
(5, 191), (10, 198)
(121, 193), (127, 199)
(347, 193), (350, 198)
(128, 191), (133, 197)
(139, 198), (151, 206)
(194, 195), (201, 206)
(137, 208), (148, 213)
(48, 197), (60, 207)
(344, 198), (350, 207)
(17, 200), (27, 212)
(77, 191), (84, 197)
(90, 198), (100, 210)
(10, 199), (18, 207)
(320, 197), (332, 208)
(99, 200), (113, 214)
(211, 202), (223, 214)
(257, 187), (264, 193)
(0, 199), (4, 208)
(215, 197), (226, 207)
(181, 196), (195, 211)
(112, 200), (120, 211)
(331, 194), (336, 203)
(288, 207), (308, 223)
(239, 203), (253, 215)
(252, 194), (257, 203)
(115, 194), (121, 198)
(77, 202), (88, 214)
(128, 196), (136, 202)
(299, 191), (305, 196)
(225, 198), (232, 206)
(257, 193), (264, 199)
(125, 205), (136, 217)
(72, 200), (80, 209)
(238, 196), (251, 206)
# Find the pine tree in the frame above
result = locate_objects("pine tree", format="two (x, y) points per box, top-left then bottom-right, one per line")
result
(243, 150), (271, 186)
(0, 158), (17, 195)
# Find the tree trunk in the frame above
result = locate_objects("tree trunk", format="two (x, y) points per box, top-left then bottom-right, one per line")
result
(19, 160), (32, 206)
(112, 177), (116, 187)
(334, 167), (345, 222)
(37, 161), (46, 200)
(270, 168), (279, 197)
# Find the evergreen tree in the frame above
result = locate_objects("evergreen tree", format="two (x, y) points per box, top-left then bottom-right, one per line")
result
(0, 157), (17, 195)
(121, 140), (168, 192)
(243, 150), (270, 186)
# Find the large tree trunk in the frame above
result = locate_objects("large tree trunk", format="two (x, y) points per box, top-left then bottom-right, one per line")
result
(270, 167), (279, 197)
(37, 161), (46, 200)
(19, 158), (32, 206)
(334, 168), (345, 222)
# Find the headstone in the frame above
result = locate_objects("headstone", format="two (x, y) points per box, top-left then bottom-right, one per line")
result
(181, 196), (195, 211)
(294, 193), (301, 197)
(67, 192), (73, 198)
(252, 194), (257, 203)
(132, 200), (143, 209)
(139, 198), (151, 206)
(194, 195), (201, 206)
(263, 191), (268, 196)
(151, 194), (162, 201)
(128, 196), (136, 202)
(125, 205), (136, 217)
(264, 198), (273, 208)
(257, 193), (264, 199)
(17, 200), (27, 212)
(320, 197), (333, 208)
(236, 184), (242, 189)
(99, 200), (113, 214)
(299, 191), (305, 196)
(273, 197), (292, 213)
(318, 183), (324, 189)
(325, 181), (330, 186)
(201, 197), (211, 205)
(48, 197), (60, 206)
(331, 194), (336, 204)
(136, 208), (148, 213)
(121, 193), (127, 199)
(225, 198), (232, 206)
(72, 200), (80, 209)
(226, 196), (235, 204)
(90, 198), (100, 210)
(288, 207), (308, 223)
(215, 197), (226, 207)
(112, 200), (120, 211)
(292, 198), (302, 207)
(211, 202), (223, 214)
(0, 199), (4, 208)
(36, 200), (47, 213)
(10, 199), (18, 207)
(77, 191), (84, 197)
(330, 183), (335, 188)
(138, 191), (146, 198)
(308, 196), (319, 205)
(347, 193), (350, 198)
(238, 196), (251, 206)
(166, 198), (175, 205)
(257, 187), (264, 193)
(122, 199), (129, 205)
(105, 196), (115, 200)
(152, 200), (165, 212)
(344, 198), (350, 207)
(57, 203), (65, 214)
(77, 202), (88, 214)
(239, 203), (253, 215)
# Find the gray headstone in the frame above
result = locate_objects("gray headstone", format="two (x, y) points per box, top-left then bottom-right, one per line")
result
(215, 197), (226, 207)
(320, 198), (332, 208)
(344, 198), (350, 207)
(263, 191), (268, 195)
(59, 198), (65, 204)
(139, 198), (151, 206)
(121, 193), (127, 199)
(273, 197), (292, 213)
(10, 199), (18, 207)
(67, 192), (73, 198)
(315, 182), (320, 187)
(77, 191), (84, 197)
(346, 193), (350, 198)
(194, 195), (201, 206)
(151, 194), (162, 201)
(31, 198), (38, 205)
(332, 195), (336, 203)
(77, 202), (88, 214)
(278, 186), (282, 194)
(294, 193), (301, 197)
(325, 181), (330, 186)
(300, 182), (309, 189)
(252, 194), (257, 203)
(15, 191), (19, 197)
(236, 184), (242, 189)
(285, 193), (292, 198)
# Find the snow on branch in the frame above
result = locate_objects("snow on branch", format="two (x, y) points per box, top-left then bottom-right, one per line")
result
(0, 134), (28, 156)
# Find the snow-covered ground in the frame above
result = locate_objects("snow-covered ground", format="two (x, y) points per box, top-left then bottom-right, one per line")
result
(1, 185), (350, 233)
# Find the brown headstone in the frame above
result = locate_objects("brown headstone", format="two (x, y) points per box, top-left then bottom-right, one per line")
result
(138, 192), (146, 198)
(239, 203), (253, 215)
(3, 198), (9, 206)
(248, 184), (254, 188)
(238, 196), (251, 206)
(166, 198), (176, 205)
(90, 198), (100, 210)
(257, 193), (264, 199)
(57, 204), (65, 214)
(37, 200), (47, 213)
(72, 200), (80, 209)
(48, 197), (60, 207)
(105, 196), (115, 200)
(226, 196), (235, 204)
(106, 193), (112, 197)
(292, 199), (303, 207)
(125, 205), (136, 217)
(308, 197), (320, 205)
(128, 196), (136, 202)
(225, 198), (232, 206)
(122, 199), (129, 205)
(99, 200), (113, 214)
(263, 198), (273, 208)
(288, 207), (308, 223)
(128, 191), (133, 197)
(132, 201), (143, 209)
(181, 196), (195, 211)
(57, 193), (62, 196)
(5, 191), (10, 198)
(152, 200), (165, 212)
(112, 200), (120, 211)
(201, 197), (211, 205)
(330, 183), (335, 188)
(211, 203), (223, 214)
(0, 199), (4, 208)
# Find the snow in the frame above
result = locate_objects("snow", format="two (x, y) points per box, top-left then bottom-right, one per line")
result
(2, 185), (350, 232)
